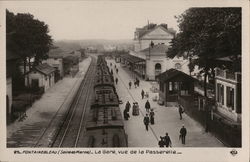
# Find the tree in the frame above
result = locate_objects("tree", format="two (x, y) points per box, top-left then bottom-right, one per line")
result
(167, 8), (241, 97)
(6, 10), (52, 74)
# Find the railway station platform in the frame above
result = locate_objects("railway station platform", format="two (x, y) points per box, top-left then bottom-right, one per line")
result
(7, 57), (92, 147)
(106, 58), (225, 147)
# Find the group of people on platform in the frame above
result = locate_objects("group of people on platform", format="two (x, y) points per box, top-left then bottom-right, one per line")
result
(128, 78), (140, 89)
(141, 89), (149, 99)
(110, 61), (188, 147)
(123, 101), (140, 120)
(158, 125), (187, 147)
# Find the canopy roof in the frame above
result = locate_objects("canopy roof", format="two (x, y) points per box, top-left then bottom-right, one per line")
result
(120, 54), (145, 64)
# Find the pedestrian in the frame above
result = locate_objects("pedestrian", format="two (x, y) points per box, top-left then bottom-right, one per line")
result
(110, 69), (113, 75)
(123, 109), (130, 120)
(145, 100), (151, 113)
(132, 102), (139, 116)
(158, 136), (165, 147)
(115, 77), (118, 85)
(143, 114), (150, 131)
(129, 81), (132, 89)
(116, 68), (118, 74)
(134, 80), (137, 88)
(125, 101), (131, 112)
(145, 91), (149, 98)
(141, 90), (145, 99)
(178, 104), (184, 120)
(137, 79), (140, 87)
(164, 132), (172, 147)
(149, 109), (155, 124)
(180, 125), (187, 145)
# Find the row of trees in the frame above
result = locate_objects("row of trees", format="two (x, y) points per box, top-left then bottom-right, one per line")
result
(167, 8), (241, 97)
(7, 10), (52, 74)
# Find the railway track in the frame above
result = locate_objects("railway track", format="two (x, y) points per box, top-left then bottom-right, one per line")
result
(52, 56), (96, 147)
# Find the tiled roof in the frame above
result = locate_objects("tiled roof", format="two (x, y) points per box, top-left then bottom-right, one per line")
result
(136, 25), (176, 39)
(156, 68), (195, 82)
(34, 63), (56, 75)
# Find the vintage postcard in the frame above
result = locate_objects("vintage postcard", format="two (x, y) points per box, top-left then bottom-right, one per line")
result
(0, 0), (249, 162)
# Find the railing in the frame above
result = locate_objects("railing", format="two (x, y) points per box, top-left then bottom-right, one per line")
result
(216, 68), (241, 82)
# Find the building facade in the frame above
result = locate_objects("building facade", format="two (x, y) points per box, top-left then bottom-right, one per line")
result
(131, 24), (190, 80)
(134, 25), (176, 52)
(25, 63), (56, 92)
(215, 68), (241, 122)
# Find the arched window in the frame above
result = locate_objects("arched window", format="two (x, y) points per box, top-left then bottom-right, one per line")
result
(155, 63), (162, 77)
(175, 63), (181, 70)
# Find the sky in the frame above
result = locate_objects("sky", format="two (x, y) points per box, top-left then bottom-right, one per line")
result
(1, 0), (245, 40)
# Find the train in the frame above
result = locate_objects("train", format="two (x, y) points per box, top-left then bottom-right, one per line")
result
(81, 55), (128, 147)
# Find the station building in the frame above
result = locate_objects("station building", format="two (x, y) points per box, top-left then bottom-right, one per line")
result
(25, 63), (56, 92)
(121, 23), (190, 80)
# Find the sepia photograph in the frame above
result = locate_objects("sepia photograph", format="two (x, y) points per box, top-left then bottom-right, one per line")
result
(0, 0), (249, 162)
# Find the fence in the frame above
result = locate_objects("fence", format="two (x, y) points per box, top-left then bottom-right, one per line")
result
(179, 95), (241, 147)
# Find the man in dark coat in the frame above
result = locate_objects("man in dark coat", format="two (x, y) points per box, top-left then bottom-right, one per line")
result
(115, 78), (118, 85)
(158, 136), (165, 147)
(149, 109), (155, 124)
(164, 133), (172, 147)
(125, 101), (131, 112)
(178, 104), (184, 120)
(145, 100), (151, 112)
(129, 81), (132, 89)
(141, 90), (145, 99)
(143, 114), (150, 131)
(180, 125), (187, 144)
(116, 68), (118, 74)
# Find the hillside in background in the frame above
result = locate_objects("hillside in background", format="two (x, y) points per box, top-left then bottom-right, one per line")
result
(53, 39), (133, 52)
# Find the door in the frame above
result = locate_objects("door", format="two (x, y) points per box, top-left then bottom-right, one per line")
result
(31, 79), (39, 89)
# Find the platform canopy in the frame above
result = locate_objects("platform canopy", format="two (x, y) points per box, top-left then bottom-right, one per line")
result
(120, 54), (145, 64)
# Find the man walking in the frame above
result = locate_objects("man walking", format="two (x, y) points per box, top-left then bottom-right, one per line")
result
(145, 100), (151, 113)
(141, 90), (145, 99)
(178, 104), (184, 120)
(125, 101), (131, 112)
(115, 78), (118, 85)
(164, 133), (172, 147)
(180, 125), (187, 145)
(129, 81), (132, 89)
(143, 114), (150, 131)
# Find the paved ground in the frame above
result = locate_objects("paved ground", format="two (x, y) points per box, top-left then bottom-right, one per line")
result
(7, 57), (92, 147)
(106, 58), (225, 147)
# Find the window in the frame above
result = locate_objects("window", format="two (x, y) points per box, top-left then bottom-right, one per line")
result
(169, 82), (172, 91)
(226, 87), (234, 110)
(175, 63), (181, 70)
(155, 63), (162, 77)
(217, 83), (224, 105)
